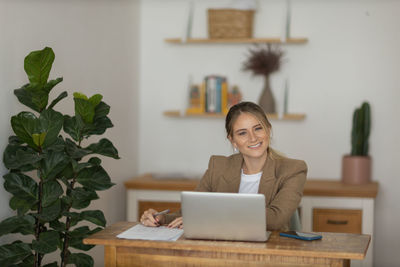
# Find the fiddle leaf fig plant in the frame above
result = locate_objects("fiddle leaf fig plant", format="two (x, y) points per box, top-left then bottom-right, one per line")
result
(0, 47), (119, 267)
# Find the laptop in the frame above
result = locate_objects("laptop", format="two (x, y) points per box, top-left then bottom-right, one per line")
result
(181, 191), (271, 242)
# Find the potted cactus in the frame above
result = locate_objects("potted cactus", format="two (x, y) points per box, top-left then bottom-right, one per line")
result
(342, 102), (371, 184)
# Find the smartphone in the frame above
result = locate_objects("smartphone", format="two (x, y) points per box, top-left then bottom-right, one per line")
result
(279, 231), (322, 241)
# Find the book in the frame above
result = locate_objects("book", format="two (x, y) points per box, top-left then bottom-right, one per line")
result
(221, 79), (229, 114)
(206, 76), (217, 113)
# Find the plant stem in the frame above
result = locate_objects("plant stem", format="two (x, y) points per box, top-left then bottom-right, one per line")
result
(34, 179), (44, 267)
(60, 179), (76, 267)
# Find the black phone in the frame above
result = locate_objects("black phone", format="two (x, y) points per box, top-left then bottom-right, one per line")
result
(279, 231), (322, 241)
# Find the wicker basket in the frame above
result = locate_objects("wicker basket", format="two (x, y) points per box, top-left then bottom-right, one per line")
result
(208, 9), (254, 39)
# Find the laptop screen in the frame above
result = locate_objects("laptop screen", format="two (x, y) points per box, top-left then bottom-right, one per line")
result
(181, 191), (268, 242)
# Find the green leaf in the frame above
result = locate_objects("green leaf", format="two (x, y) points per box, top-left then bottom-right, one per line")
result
(68, 226), (101, 252)
(0, 242), (32, 267)
(80, 210), (106, 227)
(41, 150), (69, 181)
(32, 132), (46, 146)
(32, 134), (40, 146)
(73, 161), (92, 173)
(0, 215), (35, 236)
(93, 101), (110, 119)
(77, 101), (114, 138)
(76, 166), (114, 191)
(43, 136), (65, 153)
(11, 112), (39, 149)
(31, 90), (50, 112)
(17, 254), (35, 267)
(65, 138), (90, 159)
(39, 109), (64, 148)
(3, 144), (41, 171)
(63, 115), (84, 142)
(11, 109), (63, 150)
(74, 93), (103, 124)
(73, 92), (88, 100)
(48, 90), (67, 109)
(14, 84), (41, 112)
(70, 226), (102, 237)
(74, 98), (95, 124)
(37, 199), (61, 222)
(43, 77), (63, 94)
(32, 230), (60, 254)
(43, 262), (58, 267)
(60, 163), (74, 181)
(64, 212), (80, 227)
(49, 220), (66, 231)
(8, 136), (23, 145)
(3, 173), (38, 203)
(10, 197), (33, 216)
(88, 157), (101, 166)
(70, 187), (99, 210)
(84, 116), (113, 137)
(67, 253), (93, 267)
(88, 94), (102, 107)
(66, 210), (105, 227)
(86, 138), (119, 159)
(24, 47), (54, 87)
(42, 180), (63, 207)
(83, 101), (113, 137)
(16, 147), (41, 166)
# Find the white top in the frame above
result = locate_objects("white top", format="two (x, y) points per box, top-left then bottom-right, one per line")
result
(238, 169), (262, 194)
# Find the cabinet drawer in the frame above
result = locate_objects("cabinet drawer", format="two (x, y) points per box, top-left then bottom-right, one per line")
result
(138, 201), (181, 219)
(313, 208), (362, 234)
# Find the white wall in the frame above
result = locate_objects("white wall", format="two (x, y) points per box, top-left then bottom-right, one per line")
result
(1, 0), (399, 266)
(138, 0), (400, 266)
(0, 0), (140, 266)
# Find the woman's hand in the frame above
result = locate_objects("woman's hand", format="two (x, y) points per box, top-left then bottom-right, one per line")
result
(140, 209), (165, 227)
(168, 217), (183, 229)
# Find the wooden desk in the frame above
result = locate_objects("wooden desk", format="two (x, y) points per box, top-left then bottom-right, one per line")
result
(124, 174), (378, 267)
(84, 221), (370, 267)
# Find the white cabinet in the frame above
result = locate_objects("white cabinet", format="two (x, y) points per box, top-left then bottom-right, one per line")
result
(300, 196), (375, 267)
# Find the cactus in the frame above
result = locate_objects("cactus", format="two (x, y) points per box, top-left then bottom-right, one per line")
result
(351, 102), (371, 156)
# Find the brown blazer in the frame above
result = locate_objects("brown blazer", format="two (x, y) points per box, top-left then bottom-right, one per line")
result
(166, 150), (307, 231)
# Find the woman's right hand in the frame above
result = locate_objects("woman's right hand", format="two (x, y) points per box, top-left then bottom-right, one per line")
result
(140, 209), (165, 227)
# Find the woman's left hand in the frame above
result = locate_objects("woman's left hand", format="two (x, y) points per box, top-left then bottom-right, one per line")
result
(168, 217), (183, 229)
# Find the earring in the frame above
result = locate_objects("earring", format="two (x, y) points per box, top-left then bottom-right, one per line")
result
(234, 147), (238, 153)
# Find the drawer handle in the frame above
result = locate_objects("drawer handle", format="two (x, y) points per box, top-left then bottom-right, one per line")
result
(327, 219), (348, 225)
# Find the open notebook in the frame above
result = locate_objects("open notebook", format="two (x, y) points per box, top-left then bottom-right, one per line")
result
(117, 224), (183, 241)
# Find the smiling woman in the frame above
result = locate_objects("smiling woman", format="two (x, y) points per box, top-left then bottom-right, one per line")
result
(141, 102), (307, 231)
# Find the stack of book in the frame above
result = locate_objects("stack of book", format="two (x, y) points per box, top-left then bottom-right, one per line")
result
(186, 75), (230, 115)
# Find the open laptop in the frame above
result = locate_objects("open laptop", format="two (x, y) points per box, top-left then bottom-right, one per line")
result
(181, 191), (271, 242)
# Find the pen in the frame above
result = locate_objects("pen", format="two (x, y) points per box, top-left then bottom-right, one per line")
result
(153, 209), (170, 226)
(153, 209), (170, 217)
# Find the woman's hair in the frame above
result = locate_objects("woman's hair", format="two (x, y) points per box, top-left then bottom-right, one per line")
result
(225, 101), (272, 139)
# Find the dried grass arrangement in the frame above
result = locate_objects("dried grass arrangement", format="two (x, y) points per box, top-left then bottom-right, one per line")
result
(242, 45), (284, 113)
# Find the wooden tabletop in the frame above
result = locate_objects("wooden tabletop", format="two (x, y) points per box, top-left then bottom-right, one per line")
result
(84, 222), (370, 260)
(124, 174), (378, 198)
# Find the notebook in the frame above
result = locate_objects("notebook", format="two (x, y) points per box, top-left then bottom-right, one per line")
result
(181, 191), (270, 242)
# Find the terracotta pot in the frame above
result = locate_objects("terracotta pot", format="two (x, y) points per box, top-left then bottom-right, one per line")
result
(258, 76), (276, 113)
(341, 155), (371, 185)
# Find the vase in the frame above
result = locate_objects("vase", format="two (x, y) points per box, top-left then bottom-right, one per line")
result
(258, 76), (276, 113)
(341, 155), (372, 185)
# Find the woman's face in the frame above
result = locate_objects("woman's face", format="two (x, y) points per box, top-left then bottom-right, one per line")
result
(229, 112), (269, 160)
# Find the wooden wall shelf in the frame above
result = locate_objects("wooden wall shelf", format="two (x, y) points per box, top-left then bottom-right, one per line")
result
(165, 37), (308, 44)
(163, 110), (306, 121)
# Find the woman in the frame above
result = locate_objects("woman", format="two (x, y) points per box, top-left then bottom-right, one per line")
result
(141, 102), (307, 230)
